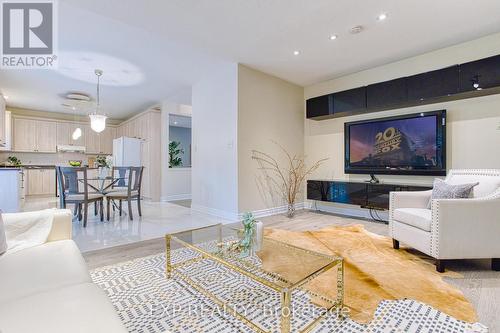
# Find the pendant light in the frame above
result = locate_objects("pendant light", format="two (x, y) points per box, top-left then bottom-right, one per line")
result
(89, 69), (107, 133)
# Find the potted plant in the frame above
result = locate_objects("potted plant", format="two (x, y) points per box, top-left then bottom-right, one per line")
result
(169, 141), (184, 168)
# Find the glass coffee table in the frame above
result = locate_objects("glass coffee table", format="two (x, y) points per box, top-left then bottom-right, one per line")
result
(165, 224), (344, 333)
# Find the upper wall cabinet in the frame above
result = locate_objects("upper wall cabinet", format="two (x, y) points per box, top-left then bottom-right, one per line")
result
(367, 78), (407, 110)
(13, 118), (57, 153)
(459, 55), (500, 92)
(406, 65), (459, 101)
(306, 54), (500, 120)
(306, 95), (333, 119)
(56, 122), (85, 147)
(333, 87), (367, 114)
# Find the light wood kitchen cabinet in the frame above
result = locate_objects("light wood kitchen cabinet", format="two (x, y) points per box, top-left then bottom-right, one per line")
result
(13, 118), (57, 152)
(13, 118), (36, 152)
(85, 126), (115, 155)
(85, 126), (100, 154)
(26, 168), (56, 196)
(56, 122), (85, 146)
(36, 120), (57, 152)
(99, 127), (116, 154)
(0, 96), (5, 147)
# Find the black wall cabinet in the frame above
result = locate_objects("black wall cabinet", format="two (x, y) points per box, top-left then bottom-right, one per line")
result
(333, 87), (367, 114)
(406, 65), (459, 101)
(459, 55), (500, 92)
(367, 78), (407, 109)
(306, 54), (500, 120)
(306, 94), (333, 119)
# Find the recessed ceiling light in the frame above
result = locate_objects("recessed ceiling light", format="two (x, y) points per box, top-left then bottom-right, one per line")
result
(329, 35), (338, 40)
(377, 13), (388, 21)
(3, 95), (8, 99)
(293, 50), (300, 56)
(174, 121), (178, 125)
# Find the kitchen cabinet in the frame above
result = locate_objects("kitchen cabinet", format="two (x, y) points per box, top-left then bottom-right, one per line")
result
(85, 126), (101, 154)
(36, 120), (57, 152)
(13, 118), (36, 152)
(85, 126), (116, 155)
(26, 168), (56, 196)
(13, 118), (57, 152)
(99, 127), (116, 154)
(0, 96), (5, 147)
(56, 122), (85, 146)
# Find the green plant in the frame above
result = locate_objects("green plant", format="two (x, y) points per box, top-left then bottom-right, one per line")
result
(7, 156), (22, 167)
(169, 141), (184, 168)
(96, 155), (110, 168)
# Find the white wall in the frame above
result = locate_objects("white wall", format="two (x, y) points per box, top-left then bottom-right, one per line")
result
(238, 64), (304, 216)
(191, 62), (239, 220)
(304, 32), (500, 186)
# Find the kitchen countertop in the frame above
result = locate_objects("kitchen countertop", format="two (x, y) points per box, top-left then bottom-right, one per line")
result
(0, 167), (21, 171)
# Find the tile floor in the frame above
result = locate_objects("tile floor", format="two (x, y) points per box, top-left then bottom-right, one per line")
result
(22, 196), (226, 253)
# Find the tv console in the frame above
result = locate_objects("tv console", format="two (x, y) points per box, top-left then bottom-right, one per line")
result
(307, 180), (432, 211)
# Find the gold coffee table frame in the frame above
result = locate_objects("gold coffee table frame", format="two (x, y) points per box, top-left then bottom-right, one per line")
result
(165, 224), (344, 333)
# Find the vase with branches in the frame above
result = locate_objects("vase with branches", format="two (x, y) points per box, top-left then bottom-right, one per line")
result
(252, 142), (328, 218)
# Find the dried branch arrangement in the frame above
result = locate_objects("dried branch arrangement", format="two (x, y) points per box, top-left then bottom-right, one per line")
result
(252, 142), (328, 218)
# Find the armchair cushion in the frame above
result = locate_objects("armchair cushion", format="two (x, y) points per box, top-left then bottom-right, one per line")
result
(393, 208), (432, 232)
(428, 178), (478, 208)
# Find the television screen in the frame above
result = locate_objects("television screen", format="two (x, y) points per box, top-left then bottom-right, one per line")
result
(345, 111), (446, 175)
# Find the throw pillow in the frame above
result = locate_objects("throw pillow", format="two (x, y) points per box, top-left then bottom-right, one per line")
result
(428, 178), (479, 208)
(0, 210), (7, 255)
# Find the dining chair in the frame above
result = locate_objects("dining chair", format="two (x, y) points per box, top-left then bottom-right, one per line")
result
(56, 166), (104, 227)
(106, 166), (144, 221)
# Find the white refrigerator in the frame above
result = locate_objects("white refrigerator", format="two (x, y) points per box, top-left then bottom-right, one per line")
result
(113, 137), (142, 167)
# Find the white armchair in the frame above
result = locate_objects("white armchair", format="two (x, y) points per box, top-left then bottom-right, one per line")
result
(389, 169), (500, 272)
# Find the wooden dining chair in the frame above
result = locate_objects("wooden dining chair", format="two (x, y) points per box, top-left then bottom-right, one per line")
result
(56, 167), (104, 227)
(106, 166), (144, 221)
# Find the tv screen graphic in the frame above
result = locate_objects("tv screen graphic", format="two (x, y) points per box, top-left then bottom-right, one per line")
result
(345, 111), (446, 175)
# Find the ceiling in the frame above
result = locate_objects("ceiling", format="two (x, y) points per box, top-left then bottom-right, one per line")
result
(1, 0), (500, 119)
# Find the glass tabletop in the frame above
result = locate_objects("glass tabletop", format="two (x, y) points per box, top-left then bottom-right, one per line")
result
(167, 224), (342, 291)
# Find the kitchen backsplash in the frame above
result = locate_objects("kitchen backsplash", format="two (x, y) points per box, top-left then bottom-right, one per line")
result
(0, 152), (102, 166)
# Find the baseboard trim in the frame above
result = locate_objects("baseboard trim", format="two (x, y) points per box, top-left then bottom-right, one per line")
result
(160, 194), (192, 202)
(190, 202), (307, 222)
(190, 204), (239, 222)
(237, 202), (306, 220)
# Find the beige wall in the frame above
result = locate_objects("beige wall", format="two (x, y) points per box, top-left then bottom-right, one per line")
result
(304, 32), (500, 185)
(238, 64), (304, 213)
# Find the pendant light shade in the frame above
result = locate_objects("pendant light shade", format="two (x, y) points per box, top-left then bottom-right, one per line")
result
(89, 69), (107, 133)
(72, 127), (82, 140)
(89, 114), (107, 133)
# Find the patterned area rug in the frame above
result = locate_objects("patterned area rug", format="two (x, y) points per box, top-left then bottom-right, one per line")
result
(90, 250), (487, 333)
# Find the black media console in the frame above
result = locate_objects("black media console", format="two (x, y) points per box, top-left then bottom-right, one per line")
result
(307, 180), (432, 211)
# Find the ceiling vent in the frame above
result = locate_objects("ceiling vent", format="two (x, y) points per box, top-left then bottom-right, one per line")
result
(65, 92), (91, 101)
(350, 25), (364, 34)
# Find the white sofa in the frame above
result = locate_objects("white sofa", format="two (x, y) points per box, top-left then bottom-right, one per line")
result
(389, 169), (500, 272)
(0, 209), (127, 333)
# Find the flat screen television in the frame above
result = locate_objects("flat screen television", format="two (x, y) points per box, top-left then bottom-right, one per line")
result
(345, 110), (446, 176)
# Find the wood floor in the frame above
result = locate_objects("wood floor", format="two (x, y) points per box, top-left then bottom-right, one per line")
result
(83, 209), (500, 332)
